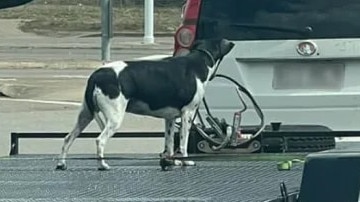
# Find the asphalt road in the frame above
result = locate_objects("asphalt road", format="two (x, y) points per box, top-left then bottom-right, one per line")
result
(0, 68), (92, 78)
(0, 20), (174, 64)
(0, 47), (172, 62)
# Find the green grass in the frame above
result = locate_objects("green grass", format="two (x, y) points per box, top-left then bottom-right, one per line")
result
(0, 4), (182, 35)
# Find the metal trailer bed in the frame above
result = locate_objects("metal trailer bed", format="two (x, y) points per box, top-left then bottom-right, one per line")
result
(0, 153), (304, 202)
(4, 131), (360, 201)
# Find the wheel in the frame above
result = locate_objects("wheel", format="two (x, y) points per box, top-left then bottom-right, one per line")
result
(187, 128), (205, 153)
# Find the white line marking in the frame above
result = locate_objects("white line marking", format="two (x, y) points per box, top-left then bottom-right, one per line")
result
(0, 78), (17, 81)
(0, 98), (81, 106)
(52, 75), (88, 79)
(132, 54), (171, 61)
(336, 137), (360, 142)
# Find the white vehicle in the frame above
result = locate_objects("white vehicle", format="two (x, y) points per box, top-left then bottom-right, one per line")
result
(173, 0), (360, 151)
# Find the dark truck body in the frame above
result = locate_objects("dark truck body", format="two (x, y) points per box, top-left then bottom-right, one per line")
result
(0, 0), (33, 9)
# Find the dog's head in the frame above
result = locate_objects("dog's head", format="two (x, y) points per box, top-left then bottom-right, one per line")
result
(190, 38), (235, 67)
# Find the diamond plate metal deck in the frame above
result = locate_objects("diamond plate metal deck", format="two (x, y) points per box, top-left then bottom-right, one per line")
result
(0, 154), (304, 202)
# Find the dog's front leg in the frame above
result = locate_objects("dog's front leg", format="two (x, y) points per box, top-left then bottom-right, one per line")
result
(177, 110), (196, 166)
(161, 119), (176, 157)
(160, 118), (176, 171)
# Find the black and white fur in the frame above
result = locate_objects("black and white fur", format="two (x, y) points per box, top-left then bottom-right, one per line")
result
(55, 38), (235, 171)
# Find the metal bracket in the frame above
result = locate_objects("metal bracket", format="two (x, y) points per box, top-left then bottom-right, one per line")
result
(197, 139), (261, 154)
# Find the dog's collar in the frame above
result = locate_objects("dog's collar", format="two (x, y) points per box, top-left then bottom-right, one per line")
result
(196, 49), (216, 67)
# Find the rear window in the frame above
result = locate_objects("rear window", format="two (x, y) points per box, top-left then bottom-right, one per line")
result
(196, 0), (360, 41)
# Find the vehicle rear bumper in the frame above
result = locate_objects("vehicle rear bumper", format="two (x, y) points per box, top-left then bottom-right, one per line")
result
(200, 93), (360, 131)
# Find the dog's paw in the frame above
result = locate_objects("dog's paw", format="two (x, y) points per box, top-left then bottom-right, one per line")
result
(55, 163), (67, 171)
(183, 160), (196, 166)
(98, 162), (111, 171)
(174, 160), (196, 167)
(173, 152), (196, 167)
(160, 158), (174, 171)
(98, 167), (111, 171)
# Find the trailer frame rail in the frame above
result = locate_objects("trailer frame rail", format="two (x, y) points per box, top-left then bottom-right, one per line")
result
(9, 130), (360, 155)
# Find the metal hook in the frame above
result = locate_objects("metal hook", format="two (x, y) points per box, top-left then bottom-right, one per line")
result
(280, 182), (289, 202)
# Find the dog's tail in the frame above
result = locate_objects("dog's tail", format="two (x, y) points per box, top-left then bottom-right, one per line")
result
(84, 68), (121, 130)
(84, 73), (97, 116)
(83, 77), (106, 130)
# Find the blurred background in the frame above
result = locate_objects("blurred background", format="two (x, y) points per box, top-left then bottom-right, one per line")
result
(0, 0), (183, 37)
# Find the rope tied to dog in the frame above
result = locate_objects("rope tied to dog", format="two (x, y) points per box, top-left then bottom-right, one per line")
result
(194, 48), (225, 82)
(195, 48), (217, 67)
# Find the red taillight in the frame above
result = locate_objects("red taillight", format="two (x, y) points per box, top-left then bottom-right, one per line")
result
(182, 0), (201, 20)
(176, 26), (195, 48)
(173, 0), (201, 56)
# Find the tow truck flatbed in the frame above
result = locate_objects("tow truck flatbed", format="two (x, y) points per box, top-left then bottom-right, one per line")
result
(0, 153), (305, 202)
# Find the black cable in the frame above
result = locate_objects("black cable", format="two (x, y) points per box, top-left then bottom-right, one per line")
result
(175, 72), (265, 148)
(214, 74), (265, 131)
(188, 72), (265, 150)
(202, 97), (213, 118)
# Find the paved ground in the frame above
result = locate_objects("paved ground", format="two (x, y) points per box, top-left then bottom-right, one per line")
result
(0, 19), (173, 68)
(0, 69), (92, 78)
(0, 47), (171, 63)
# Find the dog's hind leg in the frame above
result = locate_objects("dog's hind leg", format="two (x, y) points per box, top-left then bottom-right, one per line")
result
(56, 102), (93, 170)
(94, 112), (106, 130)
(96, 95), (127, 171)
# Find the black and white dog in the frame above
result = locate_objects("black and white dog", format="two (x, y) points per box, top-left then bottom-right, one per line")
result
(55, 38), (234, 171)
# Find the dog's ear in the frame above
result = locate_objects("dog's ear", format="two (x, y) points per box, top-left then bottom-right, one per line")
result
(220, 39), (235, 56)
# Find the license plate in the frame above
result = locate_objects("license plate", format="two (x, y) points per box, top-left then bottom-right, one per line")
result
(273, 62), (345, 90)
